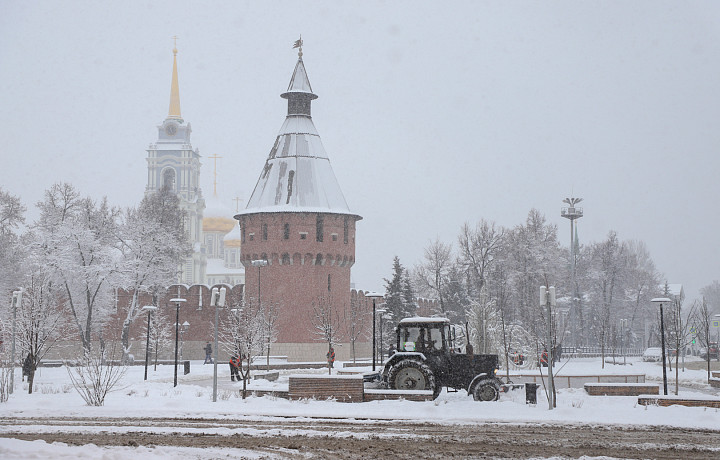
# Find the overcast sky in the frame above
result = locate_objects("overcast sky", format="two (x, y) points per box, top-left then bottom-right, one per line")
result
(2, 1), (719, 302)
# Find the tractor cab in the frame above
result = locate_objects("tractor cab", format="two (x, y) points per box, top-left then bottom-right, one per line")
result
(396, 317), (453, 355)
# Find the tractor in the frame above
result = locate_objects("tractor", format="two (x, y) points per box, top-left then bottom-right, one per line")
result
(381, 317), (503, 401)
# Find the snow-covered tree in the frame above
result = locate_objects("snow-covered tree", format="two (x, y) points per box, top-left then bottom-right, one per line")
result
(34, 183), (121, 355)
(384, 256), (407, 318)
(116, 186), (191, 362)
(622, 240), (661, 349)
(700, 281), (720, 315)
(0, 187), (26, 298)
(505, 209), (563, 345)
(14, 252), (69, 394)
(586, 231), (626, 367)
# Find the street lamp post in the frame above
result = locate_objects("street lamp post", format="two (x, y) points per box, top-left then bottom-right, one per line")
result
(714, 314), (720, 362)
(376, 309), (387, 362)
(364, 292), (384, 372)
(141, 306), (157, 381)
(210, 287), (227, 403)
(652, 297), (671, 395)
(620, 319), (628, 365)
(170, 297), (186, 387)
(10, 289), (23, 395)
(540, 285), (557, 410)
(251, 259), (268, 367)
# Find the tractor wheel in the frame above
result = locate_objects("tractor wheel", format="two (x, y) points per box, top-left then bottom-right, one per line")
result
(387, 360), (437, 397)
(472, 379), (500, 401)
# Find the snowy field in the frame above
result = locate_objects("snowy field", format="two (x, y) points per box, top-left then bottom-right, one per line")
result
(1, 355), (719, 459)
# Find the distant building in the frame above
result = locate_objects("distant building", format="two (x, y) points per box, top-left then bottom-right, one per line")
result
(145, 43), (244, 286)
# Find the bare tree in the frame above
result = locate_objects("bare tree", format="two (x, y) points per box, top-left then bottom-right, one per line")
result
(220, 294), (264, 397)
(344, 294), (368, 363)
(310, 295), (343, 374)
(66, 340), (127, 406)
(665, 295), (695, 394)
(458, 220), (505, 296)
(260, 300), (279, 371)
(414, 238), (453, 315)
(692, 298), (713, 382)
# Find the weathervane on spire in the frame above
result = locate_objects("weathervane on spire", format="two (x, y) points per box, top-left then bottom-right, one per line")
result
(172, 35), (178, 55)
(293, 35), (303, 58)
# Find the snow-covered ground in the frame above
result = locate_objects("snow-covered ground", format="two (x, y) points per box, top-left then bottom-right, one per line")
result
(1, 355), (719, 459)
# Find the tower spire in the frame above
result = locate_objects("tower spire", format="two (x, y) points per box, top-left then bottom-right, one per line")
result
(168, 36), (182, 121)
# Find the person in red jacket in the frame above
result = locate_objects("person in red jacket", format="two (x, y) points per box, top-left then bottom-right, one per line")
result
(326, 347), (335, 368)
(229, 355), (241, 381)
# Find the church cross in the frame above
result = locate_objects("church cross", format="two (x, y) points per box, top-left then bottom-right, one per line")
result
(208, 154), (223, 196)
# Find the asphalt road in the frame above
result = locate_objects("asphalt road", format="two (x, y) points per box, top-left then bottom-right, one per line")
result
(1, 415), (719, 459)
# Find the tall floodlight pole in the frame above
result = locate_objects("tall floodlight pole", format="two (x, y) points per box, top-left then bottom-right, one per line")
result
(652, 297), (671, 395)
(364, 292), (384, 372)
(141, 306), (157, 381)
(540, 285), (557, 410)
(170, 296), (187, 387)
(561, 197), (583, 347)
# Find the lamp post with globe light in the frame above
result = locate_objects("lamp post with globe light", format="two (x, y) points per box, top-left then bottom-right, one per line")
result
(652, 297), (671, 395)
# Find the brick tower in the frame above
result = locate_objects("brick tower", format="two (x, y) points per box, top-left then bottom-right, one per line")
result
(234, 43), (362, 361)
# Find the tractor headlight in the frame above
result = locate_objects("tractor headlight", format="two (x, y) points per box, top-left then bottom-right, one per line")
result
(494, 368), (499, 375)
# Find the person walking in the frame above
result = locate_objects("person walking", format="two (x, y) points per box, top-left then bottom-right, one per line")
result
(22, 353), (33, 382)
(204, 342), (213, 364)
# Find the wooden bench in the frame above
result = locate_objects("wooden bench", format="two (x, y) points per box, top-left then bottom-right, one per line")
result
(288, 375), (364, 402)
(585, 383), (659, 396)
(638, 396), (720, 408)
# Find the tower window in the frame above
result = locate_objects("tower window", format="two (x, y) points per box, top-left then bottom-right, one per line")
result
(284, 223), (290, 240)
(328, 274), (331, 292)
(249, 232), (255, 241)
(316, 215), (324, 242)
(241, 225), (246, 243)
(262, 223), (268, 241)
(331, 233), (338, 242)
(299, 232), (308, 240)
(162, 168), (176, 192)
(344, 217), (349, 244)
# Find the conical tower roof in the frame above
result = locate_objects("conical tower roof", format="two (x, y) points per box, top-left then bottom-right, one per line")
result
(235, 51), (360, 220)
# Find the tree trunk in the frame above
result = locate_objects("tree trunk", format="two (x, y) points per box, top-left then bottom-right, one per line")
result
(28, 368), (35, 395)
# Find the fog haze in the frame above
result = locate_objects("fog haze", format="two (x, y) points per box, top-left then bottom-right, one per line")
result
(2, 1), (719, 301)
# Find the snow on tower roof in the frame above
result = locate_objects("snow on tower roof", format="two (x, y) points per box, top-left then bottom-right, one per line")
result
(236, 53), (360, 220)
